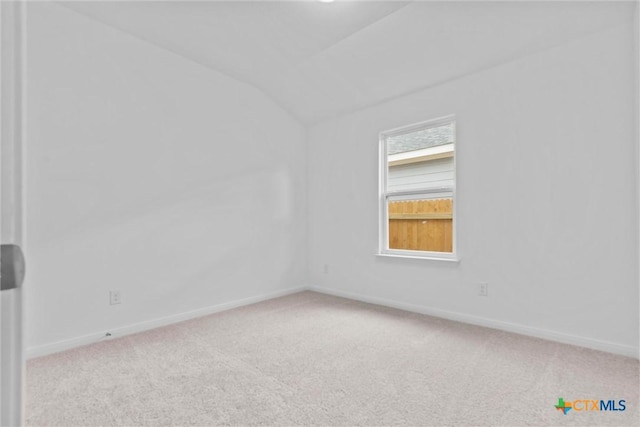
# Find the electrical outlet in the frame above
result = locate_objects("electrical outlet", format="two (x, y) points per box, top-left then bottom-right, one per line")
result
(109, 290), (121, 305)
(478, 283), (489, 297)
(323, 264), (329, 274)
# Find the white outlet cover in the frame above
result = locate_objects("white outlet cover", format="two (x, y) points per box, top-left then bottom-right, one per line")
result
(478, 283), (489, 296)
(109, 291), (121, 305)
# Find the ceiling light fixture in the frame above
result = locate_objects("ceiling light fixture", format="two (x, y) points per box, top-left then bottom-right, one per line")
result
(318, 0), (335, 3)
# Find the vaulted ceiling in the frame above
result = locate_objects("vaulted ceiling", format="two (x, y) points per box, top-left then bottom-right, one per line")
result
(61, 0), (635, 124)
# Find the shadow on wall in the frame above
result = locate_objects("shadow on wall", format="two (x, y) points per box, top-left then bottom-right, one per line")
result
(32, 165), (297, 302)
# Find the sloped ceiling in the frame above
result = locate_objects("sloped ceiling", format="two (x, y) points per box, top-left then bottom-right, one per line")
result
(60, 0), (634, 124)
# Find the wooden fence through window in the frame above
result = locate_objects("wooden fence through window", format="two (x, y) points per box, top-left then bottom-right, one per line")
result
(388, 198), (453, 252)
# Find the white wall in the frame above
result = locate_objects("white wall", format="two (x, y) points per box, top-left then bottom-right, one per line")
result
(635, 0), (640, 358)
(308, 22), (639, 357)
(23, 3), (638, 359)
(25, 3), (306, 354)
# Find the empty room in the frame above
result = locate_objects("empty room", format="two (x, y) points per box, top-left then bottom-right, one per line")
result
(0, 0), (638, 426)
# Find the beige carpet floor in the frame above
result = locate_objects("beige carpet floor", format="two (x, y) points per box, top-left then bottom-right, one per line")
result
(26, 291), (639, 426)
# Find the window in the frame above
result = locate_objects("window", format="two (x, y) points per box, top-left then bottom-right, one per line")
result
(379, 116), (456, 260)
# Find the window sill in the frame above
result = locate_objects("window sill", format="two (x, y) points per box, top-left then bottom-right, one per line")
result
(376, 252), (460, 263)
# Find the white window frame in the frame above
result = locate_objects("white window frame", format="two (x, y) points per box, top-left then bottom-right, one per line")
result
(378, 115), (458, 261)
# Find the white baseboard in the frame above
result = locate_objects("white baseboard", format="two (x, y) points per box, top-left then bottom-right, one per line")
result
(25, 286), (307, 359)
(309, 285), (639, 359)
(27, 284), (639, 360)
